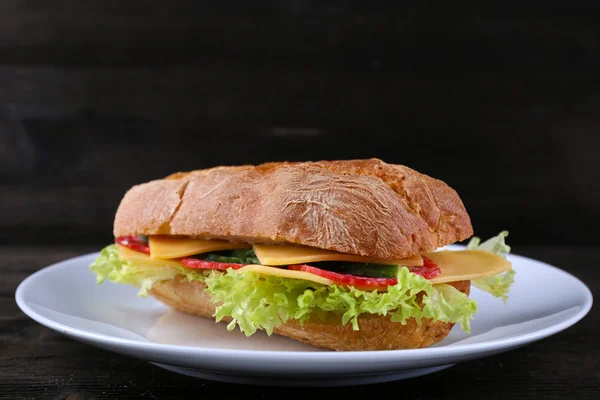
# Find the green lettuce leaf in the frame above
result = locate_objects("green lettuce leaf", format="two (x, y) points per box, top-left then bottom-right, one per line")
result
(466, 231), (515, 301)
(422, 283), (477, 332)
(204, 266), (477, 336)
(91, 245), (478, 337)
(471, 269), (515, 302)
(466, 230), (511, 257)
(90, 245), (209, 297)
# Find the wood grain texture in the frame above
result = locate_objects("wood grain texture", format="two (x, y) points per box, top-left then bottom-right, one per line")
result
(1, 1), (599, 69)
(1, 64), (598, 246)
(2, 246), (598, 399)
(0, 1), (599, 247)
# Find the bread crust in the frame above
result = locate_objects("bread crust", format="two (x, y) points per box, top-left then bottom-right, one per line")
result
(114, 158), (473, 259)
(149, 278), (470, 351)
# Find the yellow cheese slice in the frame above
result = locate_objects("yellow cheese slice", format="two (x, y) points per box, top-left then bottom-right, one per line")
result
(119, 242), (512, 290)
(149, 236), (251, 259)
(252, 244), (423, 266)
(236, 264), (335, 286)
(427, 250), (512, 284)
(119, 244), (334, 286)
(118, 244), (183, 269)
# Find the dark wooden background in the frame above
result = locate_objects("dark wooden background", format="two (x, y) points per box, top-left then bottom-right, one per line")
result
(1, 3), (600, 399)
(1, 1), (599, 248)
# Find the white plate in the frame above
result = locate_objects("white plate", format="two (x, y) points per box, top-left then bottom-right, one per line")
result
(15, 246), (593, 386)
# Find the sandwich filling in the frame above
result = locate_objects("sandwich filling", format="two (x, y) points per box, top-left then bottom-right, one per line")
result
(91, 232), (514, 336)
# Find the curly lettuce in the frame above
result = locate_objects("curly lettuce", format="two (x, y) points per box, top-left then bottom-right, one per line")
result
(466, 231), (515, 301)
(467, 230), (511, 257)
(204, 266), (477, 336)
(90, 245), (478, 336)
(90, 245), (209, 297)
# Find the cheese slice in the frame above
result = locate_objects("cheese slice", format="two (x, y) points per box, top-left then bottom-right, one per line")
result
(119, 245), (334, 286)
(252, 243), (423, 266)
(118, 245), (183, 269)
(236, 264), (335, 286)
(243, 250), (511, 288)
(149, 236), (251, 259)
(119, 243), (512, 290)
(427, 250), (512, 284)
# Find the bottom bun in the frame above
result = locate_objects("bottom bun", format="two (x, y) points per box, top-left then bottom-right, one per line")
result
(150, 279), (471, 351)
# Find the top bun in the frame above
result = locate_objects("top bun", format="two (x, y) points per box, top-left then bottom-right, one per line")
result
(113, 158), (473, 259)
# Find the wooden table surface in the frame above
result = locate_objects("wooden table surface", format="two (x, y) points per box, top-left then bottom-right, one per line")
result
(2, 245), (598, 399)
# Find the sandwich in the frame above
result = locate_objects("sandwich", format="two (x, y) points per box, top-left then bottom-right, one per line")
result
(90, 158), (515, 351)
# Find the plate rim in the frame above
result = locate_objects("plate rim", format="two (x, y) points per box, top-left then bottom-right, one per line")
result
(15, 247), (594, 364)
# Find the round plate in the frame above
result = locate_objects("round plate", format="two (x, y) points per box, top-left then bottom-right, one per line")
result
(15, 247), (593, 386)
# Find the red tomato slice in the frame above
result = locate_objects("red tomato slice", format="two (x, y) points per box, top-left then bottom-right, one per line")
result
(288, 257), (441, 290)
(287, 264), (397, 291)
(116, 236), (150, 254)
(115, 235), (441, 291)
(181, 258), (246, 270)
(409, 256), (441, 279)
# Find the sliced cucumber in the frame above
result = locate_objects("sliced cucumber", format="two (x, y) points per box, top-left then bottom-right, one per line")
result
(317, 262), (399, 278)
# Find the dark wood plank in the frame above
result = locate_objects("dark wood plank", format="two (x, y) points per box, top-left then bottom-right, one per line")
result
(0, 64), (599, 245)
(1, 1), (600, 69)
(1, 1), (599, 246)
(2, 246), (598, 399)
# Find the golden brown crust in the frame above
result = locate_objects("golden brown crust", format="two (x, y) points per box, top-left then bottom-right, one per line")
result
(114, 158), (473, 259)
(149, 279), (470, 351)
